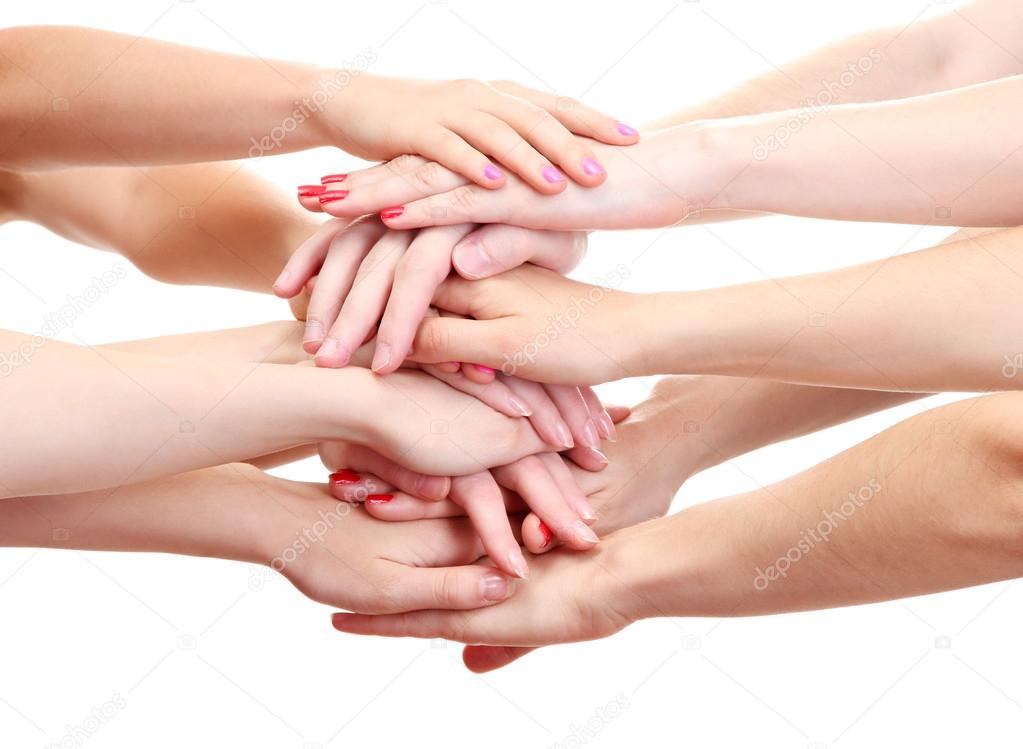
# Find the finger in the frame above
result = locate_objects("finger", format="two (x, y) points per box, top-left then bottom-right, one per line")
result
(287, 279), (312, 321)
(462, 645), (535, 673)
(562, 444), (610, 473)
(502, 377), (573, 449)
(296, 185), (327, 212)
(303, 220), (384, 355)
(344, 449), (451, 500)
(364, 491), (525, 522)
(273, 218), (348, 297)
(451, 473), (529, 579)
(607, 404), (630, 423)
(544, 384), (600, 450)
(579, 386), (617, 442)
(490, 80), (640, 146)
(492, 456), (597, 550)
(410, 316), (510, 369)
(422, 364), (534, 419)
(379, 183), (511, 230)
(364, 564), (519, 614)
(417, 127), (508, 191)
(460, 362), (497, 385)
(328, 469), (395, 502)
(332, 609), (468, 638)
(315, 230), (412, 367)
(453, 110), (564, 194)
(374, 225), (475, 373)
(453, 226), (587, 280)
(335, 154), (429, 188)
(521, 512), (555, 554)
(538, 452), (596, 523)
(323, 158), (469, 219)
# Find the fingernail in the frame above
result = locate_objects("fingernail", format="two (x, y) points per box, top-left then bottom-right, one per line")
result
(598, 411), (617, 441)
(581, 157), (605, 176)
(272, 268), (290, 291)
(303, 319), (322, 343)
(554, 421), (574, 449)
(582, 446), (609, 466)
(380, 206), (405, 220)
(298, 184), (326, 197)
(508, 395), (533, 417)
(321, 173), (348, 184)
(318, 189), (349, 204)
(372, 342), (392, 372)
(473, 364), (495, 375)
(538, 521), (553, 548)
(507, 549), (529, 579)
(616, 122), (638, 137)
(484, 164), (503, 181)
(366, 494), (394, 504)
(316, 336), (338, 359)
(572, 520), (599, 545)
(582, 419), (600, 449)
(481, 572), (513, 602)
(329, 469), (360, 485)
(454, 239), (493, 279)
(542, 166), (567, 184)
(580, 501), (598, 523)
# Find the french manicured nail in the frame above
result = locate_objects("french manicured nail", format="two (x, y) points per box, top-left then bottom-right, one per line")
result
(473, 364), (495, 375)
(380, 206), (405, 220)
(303, 319), (322, 343)
(616, 122), (638, 137)
(329, 469), (360, 485)
(318, 189), (349, 203)
(598, 411), (617, 441)
(572, 520), (599, 544)
(298, 184), (326, 197)
(542, 166), (567, 184)
(580, 501), (598, 523)
(454, 239), (493, 279)
(483, 164), (503, 181)
(366, 494), (394, 504)
(321, 173), (348, 184)
(508, 395), (532, 417)
(372, 342), (392, 372)
(581, 157), (605, 176)
(538, 521), (553, 548)
(582, 419), (600, 449)
(481, 572), (513, 602)
(554, 421), (574, 449)
(507, 549), (529, 579)
(582, 446), (609, 466)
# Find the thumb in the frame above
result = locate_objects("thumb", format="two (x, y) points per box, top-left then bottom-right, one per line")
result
(452, 226), (587, 280)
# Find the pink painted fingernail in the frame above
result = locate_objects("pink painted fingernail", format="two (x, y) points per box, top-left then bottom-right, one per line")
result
(542, 166), (567, 184)
(581, 157), (605, 176)
(484, 164), (503, 181)
(318, 189), (349, 203)
(473, 364), (495, 375)
(321, 173), (348, 184)
(616, 122), (638, 137)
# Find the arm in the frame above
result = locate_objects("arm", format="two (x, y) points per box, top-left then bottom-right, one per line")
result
(409, 225), (1023, 392)
(333, 390), (1023, 646)
(0, 328), (547, 498)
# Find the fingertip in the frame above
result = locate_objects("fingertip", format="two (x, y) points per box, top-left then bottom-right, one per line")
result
(481, 163), (506, 189)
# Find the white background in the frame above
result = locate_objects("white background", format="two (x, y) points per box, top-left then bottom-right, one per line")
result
(0, 1), (1014, 747)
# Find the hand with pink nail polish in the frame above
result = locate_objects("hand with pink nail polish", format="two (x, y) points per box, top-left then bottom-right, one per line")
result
(321, 74), (637, 195)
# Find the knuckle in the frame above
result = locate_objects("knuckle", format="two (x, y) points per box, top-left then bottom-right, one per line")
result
(448, 185), (478, 212)
(421, 320), (451, 357)
(386, 154), (419, 175)
(433, 570), (467, 607)
(412, 161), (443, 190)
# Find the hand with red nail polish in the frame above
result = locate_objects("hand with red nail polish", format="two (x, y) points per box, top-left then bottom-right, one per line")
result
(319, 74), (637, 195)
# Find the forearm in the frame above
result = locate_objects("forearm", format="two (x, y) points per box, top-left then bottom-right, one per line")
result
(650, 0), (1023, 127)
(0, 329), (374, 498)
(101, 321), (306, 364)
(637, 226), (1023, 391)
(616, 392), (1023, 618)
(9, 163), (320, 292)
(0, 26), (338, 169)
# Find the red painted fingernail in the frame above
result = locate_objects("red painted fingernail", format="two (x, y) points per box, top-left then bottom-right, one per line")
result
(321, 173), (348, 184)
(329, 469), (360, 485)
(538, 521), (553, 548)
(298, 184), (327, 197)
(473, 364), (495, 374)
(380, 206), (405, 220)
(366, 494), (394, 504)
(318, 190), (349, 203)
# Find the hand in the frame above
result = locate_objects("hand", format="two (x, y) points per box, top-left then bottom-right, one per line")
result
(273, 216), (586, 374)
(322, 75), (638, 192)
(308, 127), (715, 231)
(409, 264), (651, 385)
